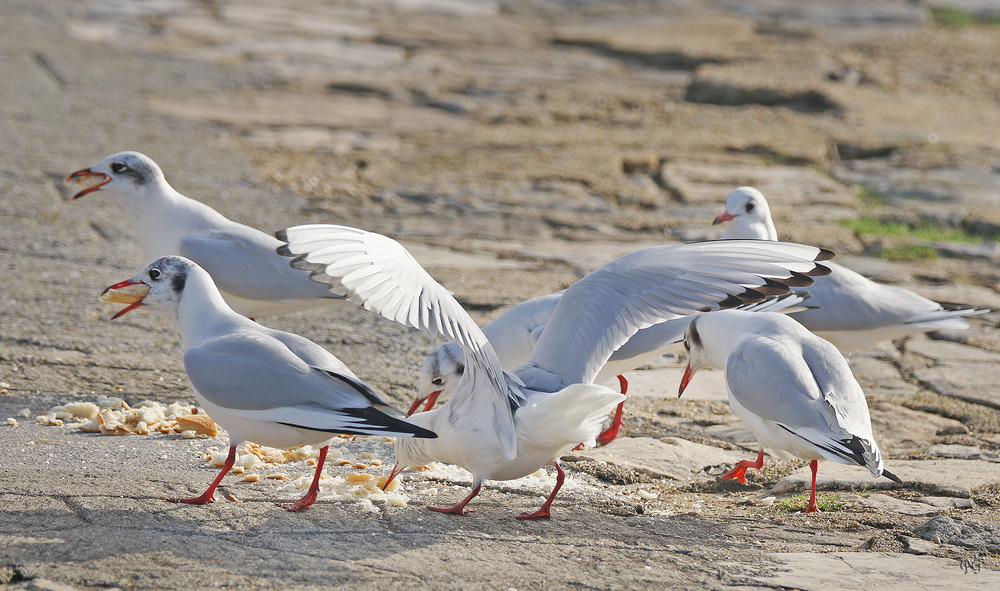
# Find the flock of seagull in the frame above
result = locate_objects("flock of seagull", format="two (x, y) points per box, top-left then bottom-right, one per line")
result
(65, 151), (986, 517)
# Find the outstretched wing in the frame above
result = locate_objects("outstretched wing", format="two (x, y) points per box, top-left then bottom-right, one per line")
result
(181, 226), (342, 302)
(528, 240), (831, 386)
(276, 224), (523, 458)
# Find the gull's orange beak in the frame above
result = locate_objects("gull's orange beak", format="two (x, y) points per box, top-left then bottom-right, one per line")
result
(678, 363), (694, 398)
(66, 168), (110, 200)
(100, 279), (151, 319)
(712, 210), (736, 225)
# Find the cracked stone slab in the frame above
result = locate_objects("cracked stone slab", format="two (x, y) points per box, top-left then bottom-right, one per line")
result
(914, 496), (975, 510)
(772, 459), (1000, 498)
(856, 493), (944, 517)
(907, 334), (1000, 409)
(847, 355), (918, 398)
(727, 552), (1000, 590)
(914, 516), (1000, 554)
(564, 436), (747, 482)
(926, 444), (1000, 462)
(868, 402), (969, 454)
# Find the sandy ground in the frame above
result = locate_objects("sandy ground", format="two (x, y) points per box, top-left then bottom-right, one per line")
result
(2, 1), (1000, 589)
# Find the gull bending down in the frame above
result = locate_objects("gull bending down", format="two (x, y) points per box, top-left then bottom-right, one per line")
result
(412, 289), (808, 448)
(68, 151), (342, 318)
(278, 224), (832, 519)
(714, 187), (988, 352)
(99, 256), (435, 511)
(678, 309), (902, 513)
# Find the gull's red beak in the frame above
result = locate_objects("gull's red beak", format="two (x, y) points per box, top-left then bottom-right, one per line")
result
(406, 389), (442, 416)
(678, 363), (694, 398)
(380, 464), (404, 491)
(712, 210), (736, 226)
(100, 279), (151, 319)
(406, 396), (426, 417)
(66, 168), (110, 200)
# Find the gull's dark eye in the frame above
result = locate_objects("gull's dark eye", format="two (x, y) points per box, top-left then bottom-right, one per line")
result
(111, 162), (129, 174)
(431, 377), (444, 386)
(745, 201), (756, 212)
(149, 268), (162, 281)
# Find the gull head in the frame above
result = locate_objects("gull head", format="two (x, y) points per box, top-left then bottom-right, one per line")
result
(66, 151), (166, 202)
(714, 187), (776, 240)
(678, 315), (713, 398)
(414, 343), (464, 413)
(100, 256), (195, 321)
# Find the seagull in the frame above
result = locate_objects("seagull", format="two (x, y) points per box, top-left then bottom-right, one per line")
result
(714, 187), (988, 352)
(412, 289), (808, 449)
(678, 309), (902, 513)
(99, 255), (435, 511)
(68, 151), (342, 318)
(278, 223), (832, 519)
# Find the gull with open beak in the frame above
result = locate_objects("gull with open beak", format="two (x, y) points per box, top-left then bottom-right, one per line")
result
(278, 224), (832, 519)
(69, 151), (342, 318)
(713, 186), (988, 352)
(100, 256), (436, 510)
(678, 309), (902, 513)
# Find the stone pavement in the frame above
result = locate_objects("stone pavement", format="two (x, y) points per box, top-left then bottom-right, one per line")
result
(2, 1), (1000, 589)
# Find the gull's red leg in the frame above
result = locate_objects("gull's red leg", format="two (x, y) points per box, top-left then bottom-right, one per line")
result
(518, 462), (566, 520)
(282, 445), (329, 512)
(428, 482), (482, 516)
(595, 375), (629, 447)
(805, 460), (820, 513)
(721, 448), (765, 485)
(167, 445), (236, 505)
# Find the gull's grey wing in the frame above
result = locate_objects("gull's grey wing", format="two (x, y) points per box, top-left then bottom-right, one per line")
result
(277, 224), (523, 458)
(181, 225), (342, 303)
(725, 329), (881, 470)
(725, 330), (867, 439)
(183, 330), (426, 437)
(528, 240), (831, 386)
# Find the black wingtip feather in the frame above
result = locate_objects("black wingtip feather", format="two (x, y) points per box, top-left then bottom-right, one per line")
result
(756, 278), (794, 296)
(278, 407), (438, 439)
(716, 293), (748, 310)
(783, 271), (817, 287)
(881, 468), (903, 484)
(816, 248), (835, 261)
(274, 229), (289, 243)
(806, 263), (832, 277)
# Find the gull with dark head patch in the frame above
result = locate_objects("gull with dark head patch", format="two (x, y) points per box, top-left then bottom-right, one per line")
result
(679, 309), (902, 513)
(100, 255), (435, 511)
(69, 151), (342, 318)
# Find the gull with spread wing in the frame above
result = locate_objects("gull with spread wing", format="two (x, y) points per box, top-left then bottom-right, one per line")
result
(278, 224), (832, 519)
(68, 151), (342, 318)
(99, 256), (435, 511)
(411, 289), (808, 450)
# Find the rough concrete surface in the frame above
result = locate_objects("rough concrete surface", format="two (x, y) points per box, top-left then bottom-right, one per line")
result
(2, 1), (1000, 589)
